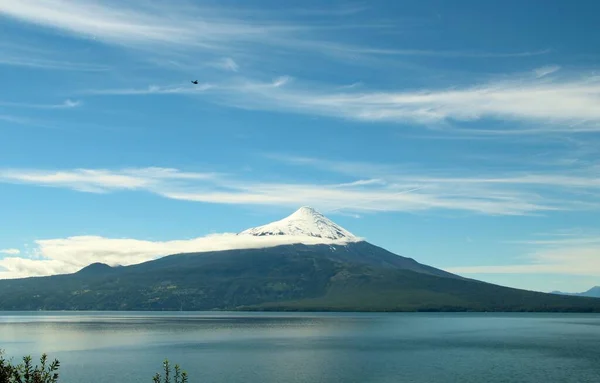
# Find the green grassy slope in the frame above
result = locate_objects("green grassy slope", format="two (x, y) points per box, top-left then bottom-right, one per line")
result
(246, 265), (600, 312)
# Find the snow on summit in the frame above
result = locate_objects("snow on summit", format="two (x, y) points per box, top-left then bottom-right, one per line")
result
(239, 206), (357, 241)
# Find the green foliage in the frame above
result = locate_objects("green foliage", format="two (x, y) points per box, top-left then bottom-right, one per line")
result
(152, 359), (188, 383)
(0, 351), (60, 383)
(2, 352), (189, 383)
(0, 351), (16, 383)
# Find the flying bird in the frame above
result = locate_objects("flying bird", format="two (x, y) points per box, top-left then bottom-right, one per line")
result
(191, 80), (199, 84)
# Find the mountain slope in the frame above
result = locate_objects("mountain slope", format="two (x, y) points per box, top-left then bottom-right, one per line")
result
(551, 286), (600, 298)
(0, 206), (599, 312)
(1, 245), (599, 312)
(126, 241), (460, 280)
(76, 262), (115, 276)
(248, 265), (600, 312)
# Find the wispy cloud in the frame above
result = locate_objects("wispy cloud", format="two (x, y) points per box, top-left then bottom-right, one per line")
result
(318, 46), (552, 59)
(272, 76), (291, 87)
(0, 0), (338, 52)
(0, 41), (110, 71)
(282, 4), (370, 17)
(1, 164), (599, 216)
(84, 71), (600, 132)
(160, 184), (556, 216)
(0, 0), (551, 66)
(0, 114), (59, 130)
(85, 83), (213, 96)
(0, 56), (110, 71)
(0, 114), (31, 125)
(446, 233), (600, 277)
(0, 167), (218, 193)
(64, 99), (80, 108)
(270, 154), (600, 189)
(212, 57), (239, 72)
(1, 0), (208, 47)
(220, 74), (600, 130)
(1, 162), (599, 280)
(0, 233), (358, 279)
(534, 65), (561, 78)
(264, 154), (414, 177)
(0, 99), (81, 109)
(0, 249), (20, 255)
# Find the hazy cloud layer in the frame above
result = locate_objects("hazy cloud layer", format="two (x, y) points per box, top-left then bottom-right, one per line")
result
(0, 167), (218, 193)
(0, 248), (20, 255)
(2, 0), (576, 135)
(534, 65), (561, 78)
(85, 72), (600, 132)
(1, 163), (599, 216)
(446, 234), (600, 277)
(0, 233), (359, 279)
(3, 227), (598, 280)
(0, 99), (81, 109)
(0, 0), (541, 58)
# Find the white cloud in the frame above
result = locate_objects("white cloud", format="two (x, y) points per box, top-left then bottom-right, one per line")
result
(0, 233), (360, 279)
(446, 232), (600, 277)
(0, 99), (81, 109)
(0, 257), (66, 279)
(272, 76), (291, 87)
(10, 1), (560, 128)
(2, 163), (600, 216)
(0, 0), (351, 53)
(0, 114), (32, 125)
(213, 57), (239, 72)
(63, 99), (80, 108)
(263, 154), (402, 178)
(270, 154), (600, 191)
(0, 39), (109, 71)
(0, 0), (550, 66)
(0, 41), (108, 71)
(534, 65), (560, 78)
(0, 0), (205, 47)
(227, 74), (600, 129)
(0, 248), (20, 255)
(0, 167), (218, 193)
(313, 44), (552, 59)
(160, 182), (558, 216)
(0, 55), (109, 71)
(86, 83), (213, 96)
(3, 221), (598, 281)
(85, 72), (600, 132)
(446, 243), (600, 277)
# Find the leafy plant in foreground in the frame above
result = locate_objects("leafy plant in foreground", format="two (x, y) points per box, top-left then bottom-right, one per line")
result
(0, 351), (16, 383)
(152, 359), (188, 383)
(3, 351), (188, 383)
(0, 351), (60, 383)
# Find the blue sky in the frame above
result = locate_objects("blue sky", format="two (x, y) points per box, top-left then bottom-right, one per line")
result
(1, 0), (599, 292)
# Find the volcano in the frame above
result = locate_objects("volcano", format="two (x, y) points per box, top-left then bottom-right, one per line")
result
(1, 207), (599, 312)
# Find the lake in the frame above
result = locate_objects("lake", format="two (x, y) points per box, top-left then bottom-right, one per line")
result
(1, 312), (599, 382)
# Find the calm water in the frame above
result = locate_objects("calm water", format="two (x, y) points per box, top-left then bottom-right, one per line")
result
(1, 312), (599, 383)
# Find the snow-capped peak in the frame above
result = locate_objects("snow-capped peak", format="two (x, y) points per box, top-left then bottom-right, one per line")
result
(239, 206), (357, 241)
